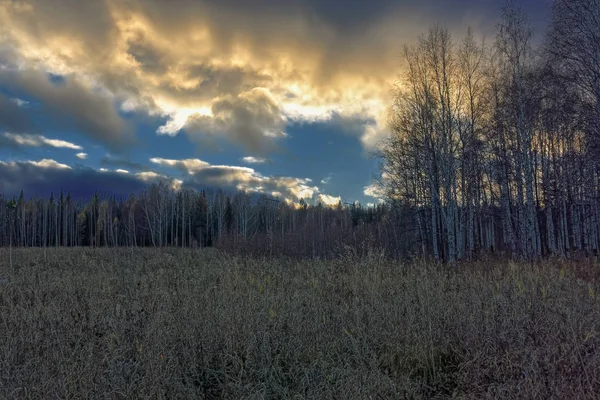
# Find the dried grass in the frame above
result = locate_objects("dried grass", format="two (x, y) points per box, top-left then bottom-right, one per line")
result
(1, 248), (599, 399)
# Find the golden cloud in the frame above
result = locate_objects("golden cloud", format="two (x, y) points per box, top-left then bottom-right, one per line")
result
(0, 0), (502, 153)
(149, 156), (341, 202)
(317, 193), (341, 206)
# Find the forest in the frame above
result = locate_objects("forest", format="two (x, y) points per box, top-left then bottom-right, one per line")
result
(376, 0), (600, 264)
(2, 2), (600, 266)
(0, 185), (396, 258)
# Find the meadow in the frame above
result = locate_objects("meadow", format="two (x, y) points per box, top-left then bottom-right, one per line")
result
(1, 248), (600, 399)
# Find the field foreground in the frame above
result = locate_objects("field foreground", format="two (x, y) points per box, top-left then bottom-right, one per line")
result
(1, 249), (600, 399)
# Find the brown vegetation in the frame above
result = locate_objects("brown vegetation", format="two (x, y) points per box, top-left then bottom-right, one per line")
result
(2, 248), (600, 399)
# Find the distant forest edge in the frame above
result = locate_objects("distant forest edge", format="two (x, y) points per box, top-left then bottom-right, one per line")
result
(0, 184), (394, 259)
(3, 1), (600, 263)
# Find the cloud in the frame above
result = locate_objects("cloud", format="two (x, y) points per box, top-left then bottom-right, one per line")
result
(0, 0), (548, 157)
(150, 157), (210, 172)
(28, 159), (71, 170)
(150, 156), (323, 201)
(0, 158), (178, 198)
(364, 183), (385, 202)
(100, 156), (148, 172)
(1, 155), (359, 207)
(321, 175), (332, 184)
(75, 152), (88, 160)
(0, 69), (135, 151)
(361, 123), (388, 150)
(0, 132), (83, 150)
(317, 193), (341, 206)
(11, 98), (29, 107)
(242, 156), (268, 164)
(0, 0), (403, 153)
(178, 88), (287, 154)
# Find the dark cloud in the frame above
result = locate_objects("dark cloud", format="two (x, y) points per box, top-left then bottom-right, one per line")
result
(99, 156), (148, 172)
(0, 156), (324, 203)
(186, 64), (271, 100)
(0, 93), (34, 133)
(0, 69), (135, 151)
(319, 112), (372, 136)
(0, 160), (173, 200)
(184, 88), (286, 155)
(149, 63), (272, 108)
(3, 0), (115, 55)
(127, 40), (166, 75)
(118, 0), (547, 85)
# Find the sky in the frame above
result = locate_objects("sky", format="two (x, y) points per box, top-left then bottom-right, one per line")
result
(0, 0), (549, 205)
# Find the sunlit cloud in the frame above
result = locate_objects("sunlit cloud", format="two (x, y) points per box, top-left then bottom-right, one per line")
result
(150, 157), (210, 172)
(242, 156), (268, 164)
(1, 132), (83, 150)
(135, 171), (161, 180)
(318, 193), (341, 206)
(0, 0), (408, 153)
(28, 159), (71, 170)
(149, 156), (336, 202)
(0, 158), (70, 170)
(364, 183), (385, 200)
(75, 152), (88, 160)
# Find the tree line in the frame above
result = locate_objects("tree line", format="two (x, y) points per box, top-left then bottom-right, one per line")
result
(0, 184), (420, 258)
(375, 0), (600, 263)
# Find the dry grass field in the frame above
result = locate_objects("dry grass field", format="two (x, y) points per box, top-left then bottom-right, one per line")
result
(1, 248), (600, 399)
